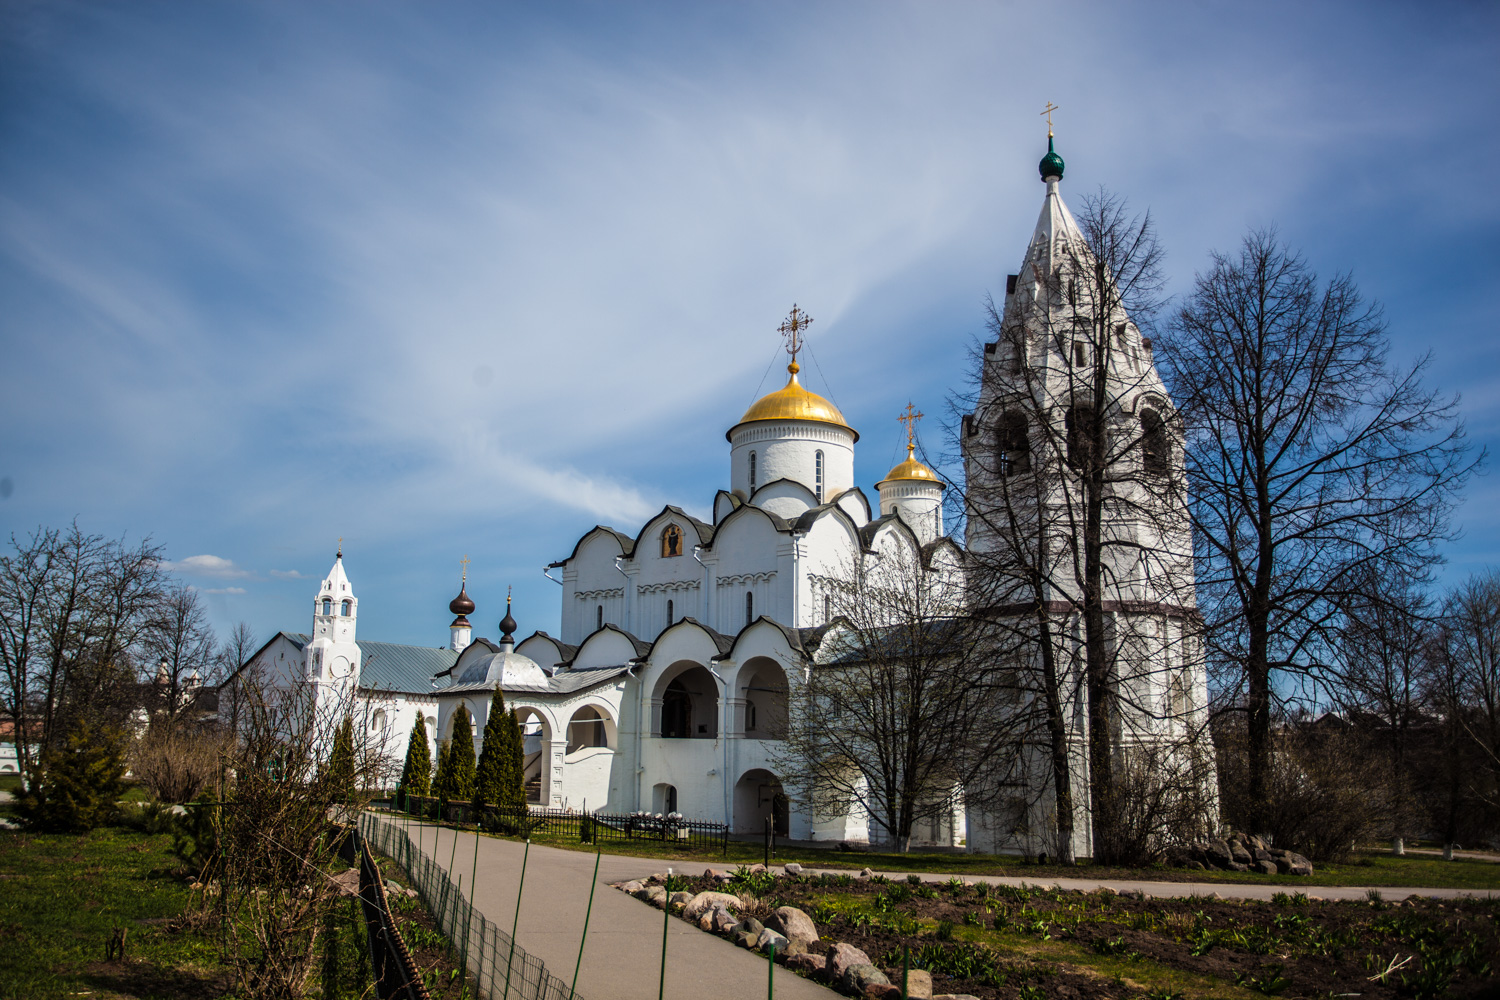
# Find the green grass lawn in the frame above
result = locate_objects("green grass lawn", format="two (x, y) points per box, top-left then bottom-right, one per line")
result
(0, 826), (229, 1000)
(412, 814), (1500, 892)
(0, 774), (22, 793)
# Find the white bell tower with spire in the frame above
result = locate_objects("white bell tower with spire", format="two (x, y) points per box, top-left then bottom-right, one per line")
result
(307, 542), (361, 698)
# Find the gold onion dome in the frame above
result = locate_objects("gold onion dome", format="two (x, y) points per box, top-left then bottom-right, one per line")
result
(727, 363), (859, 442)
(879, 446), (943, 488)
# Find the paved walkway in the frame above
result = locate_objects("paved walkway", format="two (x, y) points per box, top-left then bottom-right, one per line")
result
(371, 815), (1497, 1000)
(373, 814), (836, 1000)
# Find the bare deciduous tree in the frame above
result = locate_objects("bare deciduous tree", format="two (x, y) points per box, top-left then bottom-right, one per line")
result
(1158, 229), (1479, 835)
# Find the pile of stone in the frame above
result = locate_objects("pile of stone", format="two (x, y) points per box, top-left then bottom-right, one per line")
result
(1166, 834), (1314, 876)
(612, 867), (977, 999)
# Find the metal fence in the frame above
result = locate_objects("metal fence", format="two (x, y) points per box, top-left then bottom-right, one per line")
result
(359, 812), (581, 1000)
(393, 795), (729, 855)
(344, 826), (432, 1000)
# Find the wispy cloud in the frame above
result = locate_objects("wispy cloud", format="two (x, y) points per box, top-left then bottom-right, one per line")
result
(162, 555), (252, 579)
(269, 569), (306, 580)
(203, 586), (247, 595)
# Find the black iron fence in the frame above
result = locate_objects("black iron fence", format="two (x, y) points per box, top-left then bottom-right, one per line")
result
(390, 795), (729, 856)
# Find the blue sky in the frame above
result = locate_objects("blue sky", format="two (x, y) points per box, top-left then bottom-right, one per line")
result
(2, 1), (1497, 654)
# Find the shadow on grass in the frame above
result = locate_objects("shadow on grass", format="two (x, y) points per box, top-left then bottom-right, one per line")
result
(82, 957), (230, 1000)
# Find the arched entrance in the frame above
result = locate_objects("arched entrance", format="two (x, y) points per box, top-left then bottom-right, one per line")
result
(652, 662), (719, 739)
(738, 657), (788, 739)
(515, 707), (552, 804)
(734, 768), (789, 836)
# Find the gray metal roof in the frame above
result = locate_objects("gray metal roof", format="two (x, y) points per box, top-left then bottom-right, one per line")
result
(285, 633), (460, 696)
(438, 663), (633, 698)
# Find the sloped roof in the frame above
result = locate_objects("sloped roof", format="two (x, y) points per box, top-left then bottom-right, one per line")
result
(282, 632), (459, 695)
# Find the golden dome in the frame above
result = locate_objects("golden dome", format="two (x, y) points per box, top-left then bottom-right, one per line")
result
(878, 446), (944, 488)
(727, 363), (859, 442)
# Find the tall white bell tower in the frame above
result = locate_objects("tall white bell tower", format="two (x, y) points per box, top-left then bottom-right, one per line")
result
(307, 544), (361, 700)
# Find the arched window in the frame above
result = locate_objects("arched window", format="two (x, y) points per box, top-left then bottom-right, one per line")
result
(1141, 409), (1169, 476)
(1065, 405), (1096, 471)
(340, 600), (351, 616)
(596, 604), (604, 630)
(996, 411), (1030, 476)
(321, 598), (332, 615)
(823, 593), (831, 621)
(666, 599), (674, 624)
(371, 709), (386, 732)
(745, 699), (758, 732)
(814, 450), (824, 502)
(748, 451), (757, 490)
(661, 524), (683, 557)
(745, 591), (754, 627)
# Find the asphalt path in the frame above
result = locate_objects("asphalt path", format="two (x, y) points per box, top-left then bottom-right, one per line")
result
(373, 813), (838, 1000)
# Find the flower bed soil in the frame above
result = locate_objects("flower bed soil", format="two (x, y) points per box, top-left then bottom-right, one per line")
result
(646, 869), (1500, 1000)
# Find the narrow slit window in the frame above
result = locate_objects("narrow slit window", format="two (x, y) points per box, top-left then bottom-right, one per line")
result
(814, 450), (824, 502)
(745, 591), (754, 627)
(666, 599), (674, 624)
(823, 593), (831, 621)
(596, 604), (603, 630)
(1073, 341), (1088, 367)
(748, 451), (757, 491)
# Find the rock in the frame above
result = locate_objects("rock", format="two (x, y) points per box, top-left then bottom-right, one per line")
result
(1229, 840), (1253, 865)
(1247, 833), (1268, 852)
(735, 930), (759, 949)
(1120, 888), (1145, 900)
(619, 880), (645, 894)
(781, 937), (809, 958)
(1252, 848), (1272, 863)
(902, 969), (934, 998)
(757, 928), (789, 953)
(858, 867), (876, 878)
(1270, 855), (1292, 874)
(783, 862), (804, 875)
(669, 890), (694, 909)
(1252, 860), (1277, 876)
(1207, 892), (1224, 901)
(863, 986), (900, 1000)
(786, 952), (826, 975)
(683, 890), (741, 922)
(702, 868), (723, 879)
(1227, 862), (1250, 872)
(748, 863), (769, 874)
(631, 884), (656, 901)
(710, 908), (739, 934)
(735, 917), (765, 939)
(1205, 838), (1233, 867)
(645, 886), (668, 907)
(843, 963), (891, 995)
(767, 906), (819, 947)
(385, 879), (403, 892)
(828, 942), (873, 981)
(1285, 853), (1313, 877)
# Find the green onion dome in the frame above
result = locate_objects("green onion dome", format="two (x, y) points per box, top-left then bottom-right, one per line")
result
(1039, 135), (1065, 181)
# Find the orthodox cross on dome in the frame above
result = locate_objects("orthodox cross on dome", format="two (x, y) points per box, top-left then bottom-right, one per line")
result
(460, 554), (469, 583)
(898, 401), (924, 455)
(778, 304), (813, 369)
(1040, 101), (1059, 138)
(337, 536), (343, 558)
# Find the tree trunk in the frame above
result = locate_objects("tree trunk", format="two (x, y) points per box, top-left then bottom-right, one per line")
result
(1037, 612), (1076, 863)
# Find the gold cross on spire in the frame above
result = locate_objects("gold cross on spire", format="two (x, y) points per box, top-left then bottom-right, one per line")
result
(337, 536), (343, 557)
(898, 401), (923, 454)
(777, 304), (813, 368)
(1040, 101), (1059, 137)
(460, 554), (469, 583)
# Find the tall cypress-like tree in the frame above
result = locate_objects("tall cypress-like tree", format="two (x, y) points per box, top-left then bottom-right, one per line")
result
(473, 689), (511, 813)
(448, 706), (477, 803)
(431, 738), (454, 803)
(328, 716), (356, 803)
(398, 715), (431, 798)
(501, 708), (527, 812)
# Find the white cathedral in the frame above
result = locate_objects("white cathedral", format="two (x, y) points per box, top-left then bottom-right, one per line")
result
(229, 135), (1209, 855)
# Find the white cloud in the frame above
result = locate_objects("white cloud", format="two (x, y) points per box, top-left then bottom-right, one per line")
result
(203, 586), (247, 595)
(163, 554), (251, 579)
(269, 569), (306, 580)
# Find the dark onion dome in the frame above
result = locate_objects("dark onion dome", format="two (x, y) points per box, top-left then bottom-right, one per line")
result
(449, 585), (475, 617)
(1039, 135), (1065, 181)
(499, 597), (518, 639)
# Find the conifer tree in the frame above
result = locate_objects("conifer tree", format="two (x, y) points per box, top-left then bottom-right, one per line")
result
(397, 715), (431, 800)
(473, 689), (510, 813)
(448, 706), (477, 804)
(431, 738), (454, 804)
(327, 716), (356, 803)
(16, 717), (128, 833)
(502, 708), (527, 812)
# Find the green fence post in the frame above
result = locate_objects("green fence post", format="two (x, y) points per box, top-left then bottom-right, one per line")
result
(767, 941), (776, 999)
(569, 851), (602, 1000)
(504, 839), (531, 997)
(658, 876), (670, 1000)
